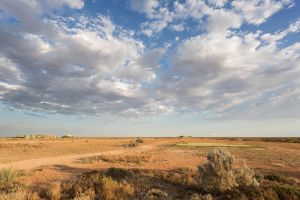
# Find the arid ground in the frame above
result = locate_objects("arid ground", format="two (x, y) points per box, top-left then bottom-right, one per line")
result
(0, 137), (300, 199)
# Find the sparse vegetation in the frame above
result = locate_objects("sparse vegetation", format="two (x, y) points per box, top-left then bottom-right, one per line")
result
(136, 138), (144, 143)
(128, 139), (139, 147)
(234, 162), (259, 187)
(0, 138), (300, 200)
(79, 154), (151, 164)
(100, 176), (134, 200)
(46, 182), (61, 200)
(0, 168), (18, 188)
(176, 143), (251, 147)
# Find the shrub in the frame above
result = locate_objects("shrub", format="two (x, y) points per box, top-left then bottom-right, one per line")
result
(235, 162), (259, 187)
(136, 138), (144, 143)
(106, 168), (128, 180)
(264, 174), (289, 183)
(146, 188), (169, 199)
(0, 168), (18, 188)
(197, 148), (259, 194)
(46, 182), (61, 200)
(100, 176), (134, 200)
(128, 140), (139, 147)
(197, 148), (237, 194)
(0, 190), (27, 200)
(73, 188), (95, 200)
(273, 184), (300, 200)
(160, 168), (196, 187)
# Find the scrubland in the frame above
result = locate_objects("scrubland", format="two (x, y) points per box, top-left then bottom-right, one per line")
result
(0, 137), (299, 199)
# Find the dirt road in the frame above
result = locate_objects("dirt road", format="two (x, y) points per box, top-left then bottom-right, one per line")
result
(0, 141), (166, 170)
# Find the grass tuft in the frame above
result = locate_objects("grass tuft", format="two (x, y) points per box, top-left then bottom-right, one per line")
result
(0, 168), (18, 188)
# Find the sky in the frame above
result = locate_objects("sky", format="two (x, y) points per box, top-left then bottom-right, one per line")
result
(0, 0), (299, 137)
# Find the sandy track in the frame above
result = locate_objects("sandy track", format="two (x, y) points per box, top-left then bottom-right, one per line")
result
(0, 142), (167, 170)
(0, 149), (125, 170)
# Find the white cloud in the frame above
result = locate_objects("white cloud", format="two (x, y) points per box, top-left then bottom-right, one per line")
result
(170, 23), (185, 32)
(0, 0), (299, 120)
(206, 9), (242, 34)
(130, 0), (159, 17)
(232, 0), (293, 25)
(0, 1), (170, 116)
(163, 21), (300, 118)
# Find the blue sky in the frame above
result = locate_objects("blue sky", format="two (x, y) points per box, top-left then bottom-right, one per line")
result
(0, 0), (299, 137)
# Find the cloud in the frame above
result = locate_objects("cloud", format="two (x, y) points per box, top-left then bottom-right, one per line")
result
(0, 0), (299, 120)
(117, 48), (165, 82)
(232, 0), (293, 25)
(163, 20), (300, 118)
(0, 1), (169, 117)
(130, 0), (159, 17)
(170, 23), (185, 32)
(136, 0), (294, 37)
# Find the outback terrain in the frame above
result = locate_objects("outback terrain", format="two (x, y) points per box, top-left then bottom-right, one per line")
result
(0, 137), (299, 199)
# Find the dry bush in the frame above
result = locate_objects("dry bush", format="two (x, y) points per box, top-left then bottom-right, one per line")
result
(100, 176), (134, 200)
(273, 184), (300, 200)
(46, 182), (61, 200)
(0, 183), (39, 200)
(197, 148), (237, 194)
(128, 140), (139, 147)
(0, 190), (27, 200)
(159, 168), (197, 187)
(146, 188), (169, 199)
(73, 188), (95, 200)
(234, 162), (259, 187)
(197, 148), (259, 194)
(0, 168), (18, 188)
(136, 138), (144, 143)
(58, 171), (133, 200)
(221, 184), (296, 200)
(106, 168), (128, 180)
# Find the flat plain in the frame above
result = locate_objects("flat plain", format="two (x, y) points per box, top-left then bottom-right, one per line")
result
(0, 137), (300, 199)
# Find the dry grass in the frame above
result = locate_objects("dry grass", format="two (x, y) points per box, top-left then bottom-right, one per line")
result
(1, 166), (299, 200)
(0, 138), (131, 163)
(79, 154), (151, 165)
(47, 182), (61, 200)
(0, 137), (300, 199)
(0, 168), (18, 188)
(176, 142), (251, 147)
(0, 190), (27, 200)
(100, 176), (134, 200)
